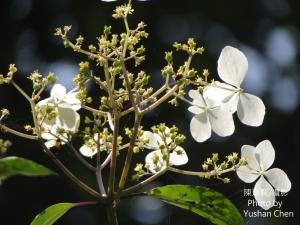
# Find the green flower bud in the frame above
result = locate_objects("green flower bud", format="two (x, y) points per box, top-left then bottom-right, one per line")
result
(164, 51), (173, 63)
(212, 153), (219, 162)
(137, 45), (145, 54)
(104, 25), (112, 36)
(33, 82), (42, 90)
(86, 97), (92, 103)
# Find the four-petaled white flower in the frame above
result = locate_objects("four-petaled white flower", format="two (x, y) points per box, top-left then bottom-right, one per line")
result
(37, 84), (81, 148)
(204, 46), (265, 127)
(237, 140), (291, 210)
(188, 90), (235, 143)
(143, 130), (188, 173)
(79, 134), (108, 158)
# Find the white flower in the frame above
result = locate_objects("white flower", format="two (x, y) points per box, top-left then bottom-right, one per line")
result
(37, 84), (81, 147)
(79, 134), (108, 158)
(237, 140), (291, 210)
(143, 131), (188, 173)
(188, 89), (235, 143)
(204, 46), (265, 127)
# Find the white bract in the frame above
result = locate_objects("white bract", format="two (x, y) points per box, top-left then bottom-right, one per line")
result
(188, 90), (235, 143)
(143, 131), (188, 173)
(236, 140), (291, 210)
(37, 84), (81, 147)
(204, 46), (265, 127)
(79, 134), (108, 158)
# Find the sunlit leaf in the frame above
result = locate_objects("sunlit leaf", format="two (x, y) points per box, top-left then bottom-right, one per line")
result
(0, 156), (56, 182)
(147, 185), (244, 225)
(30, 203), (76, 225)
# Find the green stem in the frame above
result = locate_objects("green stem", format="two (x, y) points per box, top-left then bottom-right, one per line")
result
(106, 205), (118, 225)
(108, 115), (120, 196)
(168, 166), (238, 178)
(118, 114), (142, 190)
(96, 133), (106, 196)
(11, 81), (31, 102)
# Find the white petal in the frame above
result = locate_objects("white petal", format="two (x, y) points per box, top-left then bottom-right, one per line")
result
(188, 90), (206, 107)
(79, 145), (97, 158)
(162, 127), (172, 145)
(265, 168), (291, 193)
(169, 146), (188, 166)
(188, 106), (204, 115)
(45, 140), (56, 149)
(145, 150), (166, 173)
(64, 92), (81, 111)
(241, 144), (260, 171)
(190, 113), (211, 143)
(256, 140), (275, 171)
(204, 96), (221, 109)
(50, 84), (67, 101)
(253, 176), (275, 210)
(203, 83), (231, 102)
(41, 131), (56, 140)
(237, 93), (265, 126)
(37, 97), (54, 107)
(143, 131), (161, 149)
(204, 82), (239, 113)
(217, 46), (248, 87)
(57, 107), (80, 132)
(208, 106), (235, 137)
(236, 166), (259, 183)
(224, 92), (240, 113)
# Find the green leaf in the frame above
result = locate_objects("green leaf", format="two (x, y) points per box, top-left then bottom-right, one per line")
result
(0, 156), (56, 182)
(147, 185), (244, 225)
(30, 203), (76, 225)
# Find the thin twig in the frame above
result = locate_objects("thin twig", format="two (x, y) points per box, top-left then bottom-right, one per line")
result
(39, 139), (105, 201)
(0, 124), (38, 140)
(68, 143), (96, 172)
(120, 168), (168, 197)
(11, 81), (31, 102)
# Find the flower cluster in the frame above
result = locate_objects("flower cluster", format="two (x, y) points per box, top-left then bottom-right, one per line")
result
(37, 84), (81, 148)
(0, 1), (292, 216)
(188, 46), (265, 142)
(143, 125), (188, 173)
(236, 140), (291, 210)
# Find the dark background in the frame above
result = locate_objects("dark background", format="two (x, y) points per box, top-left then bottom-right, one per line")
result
(0, 0), (299, 224)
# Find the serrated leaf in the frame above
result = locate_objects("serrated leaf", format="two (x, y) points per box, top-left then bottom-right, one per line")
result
(30, 203), (76, 225)
(0, 156), (56, 182)
(147, 185), (244, 225)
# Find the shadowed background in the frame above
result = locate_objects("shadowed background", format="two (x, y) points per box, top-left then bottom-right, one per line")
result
(0, 0), (299, 224)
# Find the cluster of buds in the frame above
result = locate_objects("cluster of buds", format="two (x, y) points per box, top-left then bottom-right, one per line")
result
(0, 139), (12, 155)
(125, 127), (146, 153)
(112, 3), (134, 19)
(132, 163), (149, 181)
(202, 152), (246, 183)
(73, 61), (91, 103)
(28, 70), (56, 93)
(0, 64), (17, 84)
(151, 124), (186, 150)
(160, 39), (209, 107)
